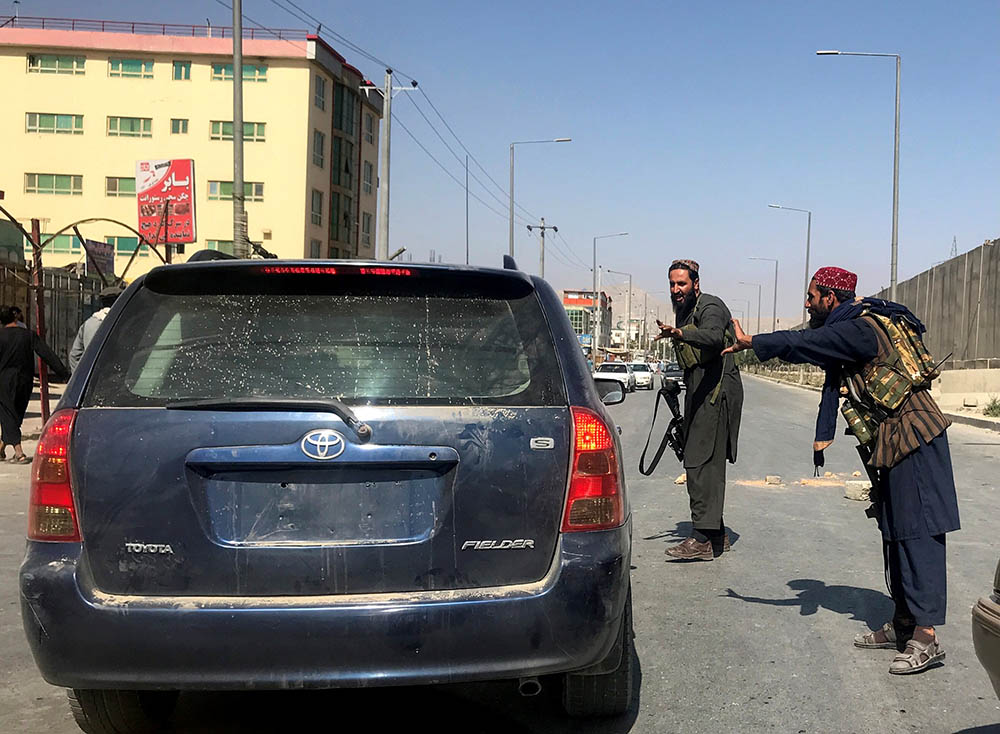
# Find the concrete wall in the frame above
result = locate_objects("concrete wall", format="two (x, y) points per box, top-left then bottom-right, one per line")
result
(874, 239), (999, 371)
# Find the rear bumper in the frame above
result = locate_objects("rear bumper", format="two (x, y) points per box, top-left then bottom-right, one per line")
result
(972, 595), (1000, 699)
(20, 522), (630, 690)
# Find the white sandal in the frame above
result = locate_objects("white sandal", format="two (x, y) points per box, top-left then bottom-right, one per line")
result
(889, 637), (945, 674)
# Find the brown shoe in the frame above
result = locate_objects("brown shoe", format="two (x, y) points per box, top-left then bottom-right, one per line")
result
(665, 536), (714, 561)
(723, 534), (731, 552)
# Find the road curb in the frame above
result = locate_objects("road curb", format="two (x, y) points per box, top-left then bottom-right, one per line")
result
(746, 373), (1000, 433)
(941, 412), (1000, 433)
(744, 372), (822, 393)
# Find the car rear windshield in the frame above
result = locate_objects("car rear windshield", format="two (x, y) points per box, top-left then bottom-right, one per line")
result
(601, 364), (627, 373)
(83, 269), (566, 407)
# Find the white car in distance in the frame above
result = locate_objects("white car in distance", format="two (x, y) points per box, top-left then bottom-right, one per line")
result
(628, 362), (654, 390)
(593, 362), (636, 393)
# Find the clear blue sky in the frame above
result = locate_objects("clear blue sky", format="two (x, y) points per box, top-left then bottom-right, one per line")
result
(18, 0), (1000, 319)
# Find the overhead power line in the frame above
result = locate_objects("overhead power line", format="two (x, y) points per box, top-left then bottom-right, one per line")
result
(401, 93), (532, 226)
(418, 88), (538, 222)
(392, 112), (511, 221)
(267, 0), (415, 81)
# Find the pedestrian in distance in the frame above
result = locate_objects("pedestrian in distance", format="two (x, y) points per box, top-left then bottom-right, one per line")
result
(69, 285), (122, 372)
(723, 266), (960, 675)
(0, 305), (70, 463)
(654, 259), (744, 560)
(11, 306), (27, 329)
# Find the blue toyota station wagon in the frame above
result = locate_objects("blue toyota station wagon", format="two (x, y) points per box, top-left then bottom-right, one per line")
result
(20, 256), (634, 732)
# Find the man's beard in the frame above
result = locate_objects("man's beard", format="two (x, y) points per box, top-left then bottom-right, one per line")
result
(672, 290), (696, 321)
(808, 306), (831, 329)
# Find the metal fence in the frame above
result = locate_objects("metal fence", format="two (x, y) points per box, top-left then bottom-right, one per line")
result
(0, 263), (102, 367)
(873, 239), (999, 370)
(0, 15), (308, 39)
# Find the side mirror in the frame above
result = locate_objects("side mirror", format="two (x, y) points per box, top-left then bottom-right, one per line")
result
(594, 377), (625, 406)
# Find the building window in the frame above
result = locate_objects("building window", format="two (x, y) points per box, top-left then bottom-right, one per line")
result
(38, 234), (83, 253)
(109, 58), (153, 79)
(107, 116), (152, 137)
(364, 113), (374, 144)
(341, 141), (354, 190)
(309, 239), (322, 258)
(27, 54), (85, 75)
(363, 161), (373, 195)
(329, 192), (339, 240)
(341, 195), (353, 245)
(172, 61), (191, 80)
(208, 181), (264, 202)
(314, 76), (326, 110)
(25, 173), (82, 195)
(210, 121), (266, 142)
(106, 177), (136, 197)
(211, 63), (267, 82)
(170, 118), (189, 134)
(311, 189), (323, 226)
(333, 84), (357, 136)
(106, 236), (148, 257)
(206, 240), (235, 255)
(331, 137), (341, 187)
(26, 113), (83, 134)
(361, 212), (372, 247)
(313, 130), (325, 168)
(328, 246), (339, 259)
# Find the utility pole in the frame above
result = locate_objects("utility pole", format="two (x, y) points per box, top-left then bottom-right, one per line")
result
(465, 155), (469, 265)
(231, 0), (249, 258)
(376, 71), (418, 261)
(526, 217), (557, 278)
(376, 69), (392, 261)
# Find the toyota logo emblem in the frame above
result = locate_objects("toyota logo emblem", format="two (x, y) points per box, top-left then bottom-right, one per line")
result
(300, 429), (346, 460)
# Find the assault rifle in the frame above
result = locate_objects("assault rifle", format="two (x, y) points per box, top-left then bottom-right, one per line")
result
(639, 379), (686, 475)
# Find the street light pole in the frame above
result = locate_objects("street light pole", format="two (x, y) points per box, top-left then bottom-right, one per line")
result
(608, 269), (632, 352)
(769, 204), (811, 327)
(739, 281), (762, 334)
(508, 138), (571, 259)
(749, 256), (778, 332)
(591, 232), (629, 358)
(817, 49), (900, 301)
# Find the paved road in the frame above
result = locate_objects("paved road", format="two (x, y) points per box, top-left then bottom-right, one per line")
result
(1, 376), (998, 733)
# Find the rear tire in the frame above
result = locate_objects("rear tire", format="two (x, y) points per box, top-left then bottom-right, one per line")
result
(561, 592), (636, 717)
(68, 689), (178, 734)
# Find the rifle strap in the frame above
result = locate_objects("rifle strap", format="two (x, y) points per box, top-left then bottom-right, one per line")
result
(639, 389), (678, 476)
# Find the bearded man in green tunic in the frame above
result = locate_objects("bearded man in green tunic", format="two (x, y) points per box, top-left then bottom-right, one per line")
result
(655, 260), (744, 560)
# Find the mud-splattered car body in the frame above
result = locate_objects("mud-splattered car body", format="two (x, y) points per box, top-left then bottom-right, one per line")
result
(20, 257), (633, 726)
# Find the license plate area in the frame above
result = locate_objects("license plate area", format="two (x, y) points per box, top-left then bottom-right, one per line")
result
(201, 468), (444, 546)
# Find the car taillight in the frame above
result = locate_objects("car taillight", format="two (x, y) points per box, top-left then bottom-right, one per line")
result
(562, 407), (623, 532)
(28, 409), (80, 542)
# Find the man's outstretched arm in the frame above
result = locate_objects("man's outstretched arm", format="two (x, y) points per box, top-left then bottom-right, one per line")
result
(724, 319), (877, 369)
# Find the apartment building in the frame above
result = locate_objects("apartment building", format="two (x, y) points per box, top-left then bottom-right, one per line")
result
(0, 16), (382, 277)
(562, 289), (613, 354)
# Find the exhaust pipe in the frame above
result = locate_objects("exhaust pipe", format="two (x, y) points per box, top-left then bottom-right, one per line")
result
(517, 676), (542, 697)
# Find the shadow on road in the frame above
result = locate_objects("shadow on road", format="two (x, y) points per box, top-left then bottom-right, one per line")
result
(641, 521), (742, 549)
(951, 727), (1000, 734)
(164, 654), (642, 733)
(723, 578), (894, 629)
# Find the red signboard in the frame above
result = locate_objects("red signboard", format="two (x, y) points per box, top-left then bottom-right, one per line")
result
(136, 159), (197, 244)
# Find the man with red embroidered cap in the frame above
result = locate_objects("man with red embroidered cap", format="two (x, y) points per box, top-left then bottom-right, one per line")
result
(724, 266), (960, 676)
(654, 259), (743, 561)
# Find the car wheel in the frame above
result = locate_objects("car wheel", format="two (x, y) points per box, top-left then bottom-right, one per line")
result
(68, 689), (178, 734)
(561, 590), (636, 717)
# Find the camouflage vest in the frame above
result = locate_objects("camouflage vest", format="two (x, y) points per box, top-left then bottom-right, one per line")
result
(840, 310), (940, 446)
